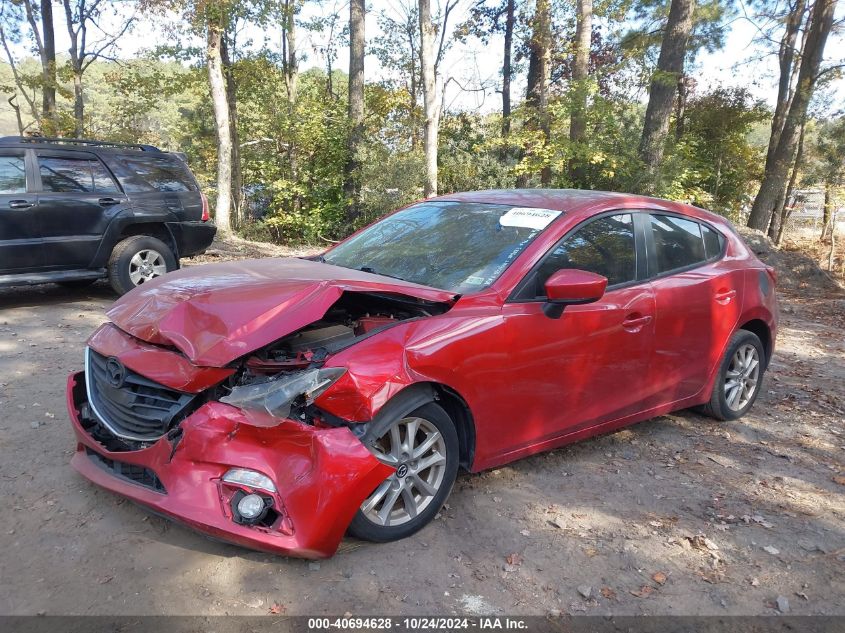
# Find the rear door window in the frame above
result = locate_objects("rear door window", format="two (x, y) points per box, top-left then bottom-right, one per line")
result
(649, 214), (706, 274)
(116, 156), (198, 192)
(0, 155), (27, 193)
(38, 156), (120, 193)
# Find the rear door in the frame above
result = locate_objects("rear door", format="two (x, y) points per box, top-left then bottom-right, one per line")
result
(645, 213), (742, 405)
(33, 150), (127, 269)
(0, 149), (41, 273)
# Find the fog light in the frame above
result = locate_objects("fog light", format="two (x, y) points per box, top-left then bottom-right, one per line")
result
(237, 493), (265, 520)
(222, 468), (277, 493)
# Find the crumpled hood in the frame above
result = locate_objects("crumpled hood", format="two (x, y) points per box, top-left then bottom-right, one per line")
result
(106, 258), (455, 367)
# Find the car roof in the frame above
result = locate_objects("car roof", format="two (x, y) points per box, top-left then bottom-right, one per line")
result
(436, 188), (725, 224)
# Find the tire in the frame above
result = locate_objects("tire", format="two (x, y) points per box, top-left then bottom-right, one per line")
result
(700, 330), (766, 421)
(108, 236), (177, 295)
(57, 279), (97, 289)
(348, 401), (459, 542)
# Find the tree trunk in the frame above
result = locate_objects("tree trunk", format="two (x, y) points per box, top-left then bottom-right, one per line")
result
(821, 185), (832, 241)
(419, 0), (439, 197)
(674, 75), (688, 140)
(567, 0), (592, 184)
(526, 0), (552, 186)
(769, 119), (805, 242)
(344, 0), (366, 223)
(40, 0), (56, 127)
(747, 0), (837, 231)
(72, 67), (84, 135)
(766, 0), (806, 169)
(282, 0), (298, 104)
(220, 36), (242, 229)
(8, 95), (24, 135)
(207, 24), (232, 235)
(638, 0), (696, 191)
(501, 0), (514, 138)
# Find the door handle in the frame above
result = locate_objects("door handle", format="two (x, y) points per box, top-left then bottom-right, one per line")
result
(98, 197), (121, 206)
(622, 313), (653, 331)
(9, 200), (34, 209)
(714, 289), (736, 305)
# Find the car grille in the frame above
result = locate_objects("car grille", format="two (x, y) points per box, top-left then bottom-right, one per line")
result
(85, 447), (166, 493)
(86, 347), (195, 442)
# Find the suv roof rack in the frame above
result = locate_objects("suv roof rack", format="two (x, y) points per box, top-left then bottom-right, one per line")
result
(0, 136), (162, 152)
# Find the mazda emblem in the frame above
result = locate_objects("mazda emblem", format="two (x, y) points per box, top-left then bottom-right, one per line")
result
(105, 357), (127, 388)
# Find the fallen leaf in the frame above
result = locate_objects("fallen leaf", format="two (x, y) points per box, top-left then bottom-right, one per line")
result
(629, 585), (654, 598)
(505, 553), (523, 566)
(832, 475), (845, 486)
(600, 586), (616, 600)
(652, 572), (667, 585)
(583, 546), (598, 557)
(268, 603), (286, 615)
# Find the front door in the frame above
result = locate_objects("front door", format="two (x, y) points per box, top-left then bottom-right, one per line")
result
(0, 150), (41, 273)
(496, 213), (656, 454)
(33, 150), (126, 269)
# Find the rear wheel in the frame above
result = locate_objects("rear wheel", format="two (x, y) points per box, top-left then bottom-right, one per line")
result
(348, 402), (458, 542)
(108, 235), (177, 295)
(701, 330), (766, 421)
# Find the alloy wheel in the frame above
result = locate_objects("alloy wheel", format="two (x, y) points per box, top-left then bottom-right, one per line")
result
(361, 416), (448, 527)
(128, 249), (167, 285)
(724, 343), (760, 411)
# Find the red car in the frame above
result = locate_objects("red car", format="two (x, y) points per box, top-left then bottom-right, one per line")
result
(67, 190), (778, 558)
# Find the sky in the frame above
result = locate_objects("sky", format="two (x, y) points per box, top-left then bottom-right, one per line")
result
(6, 0), (845, 116)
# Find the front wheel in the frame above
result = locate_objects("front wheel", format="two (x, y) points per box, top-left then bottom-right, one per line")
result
(348, 402), (459, 542)
(701, 330), (766, 421)
(108, 235), (177, 295)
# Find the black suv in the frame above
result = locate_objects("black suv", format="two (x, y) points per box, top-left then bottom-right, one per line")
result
(0, 136), (216, 295)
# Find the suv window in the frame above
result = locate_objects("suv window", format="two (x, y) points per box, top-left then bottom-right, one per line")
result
(0, 155), (26, 193)
(650, 214), (706, 274)
(534, 214), (636, 295)
(117, 156), (198, 192)
(39, 156), (119, 193)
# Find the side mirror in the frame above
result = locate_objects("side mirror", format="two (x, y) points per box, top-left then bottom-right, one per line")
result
(542, 269), (608, 318)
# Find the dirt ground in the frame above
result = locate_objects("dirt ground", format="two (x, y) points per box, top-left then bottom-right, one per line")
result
(0, 235), (843, 617)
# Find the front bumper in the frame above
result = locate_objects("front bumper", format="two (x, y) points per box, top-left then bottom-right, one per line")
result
(67, 372), (392, 558)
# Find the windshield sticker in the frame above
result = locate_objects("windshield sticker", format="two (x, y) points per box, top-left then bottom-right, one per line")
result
(499, 207), (561, 230)
(463, 275), (485, 286)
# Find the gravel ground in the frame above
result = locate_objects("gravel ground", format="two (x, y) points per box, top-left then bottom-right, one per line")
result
(0, 238), (842, 617)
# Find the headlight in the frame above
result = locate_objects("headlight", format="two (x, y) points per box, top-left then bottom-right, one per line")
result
(220, 367), (346, 418)
(222, 468), (277, 493)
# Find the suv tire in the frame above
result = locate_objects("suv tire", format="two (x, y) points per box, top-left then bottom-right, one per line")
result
(108, 235), (177, 295)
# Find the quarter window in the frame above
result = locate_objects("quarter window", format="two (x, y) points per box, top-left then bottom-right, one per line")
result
(0, 155), (26, 194)
(39, 156), (119, 193)
(650, 214), (706, 274)
(701, 224), (725, 260)
(117, 156), (198, 192)
(534, 214), (636, 295)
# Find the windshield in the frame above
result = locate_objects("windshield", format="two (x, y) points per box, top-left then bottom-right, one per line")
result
(323, 201), (563, 293)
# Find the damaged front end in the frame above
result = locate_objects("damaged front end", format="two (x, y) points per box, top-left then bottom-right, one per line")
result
(68, 288), (451, 558)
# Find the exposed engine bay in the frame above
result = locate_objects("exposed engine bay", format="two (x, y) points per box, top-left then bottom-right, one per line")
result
(217, 292), (451, 423)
